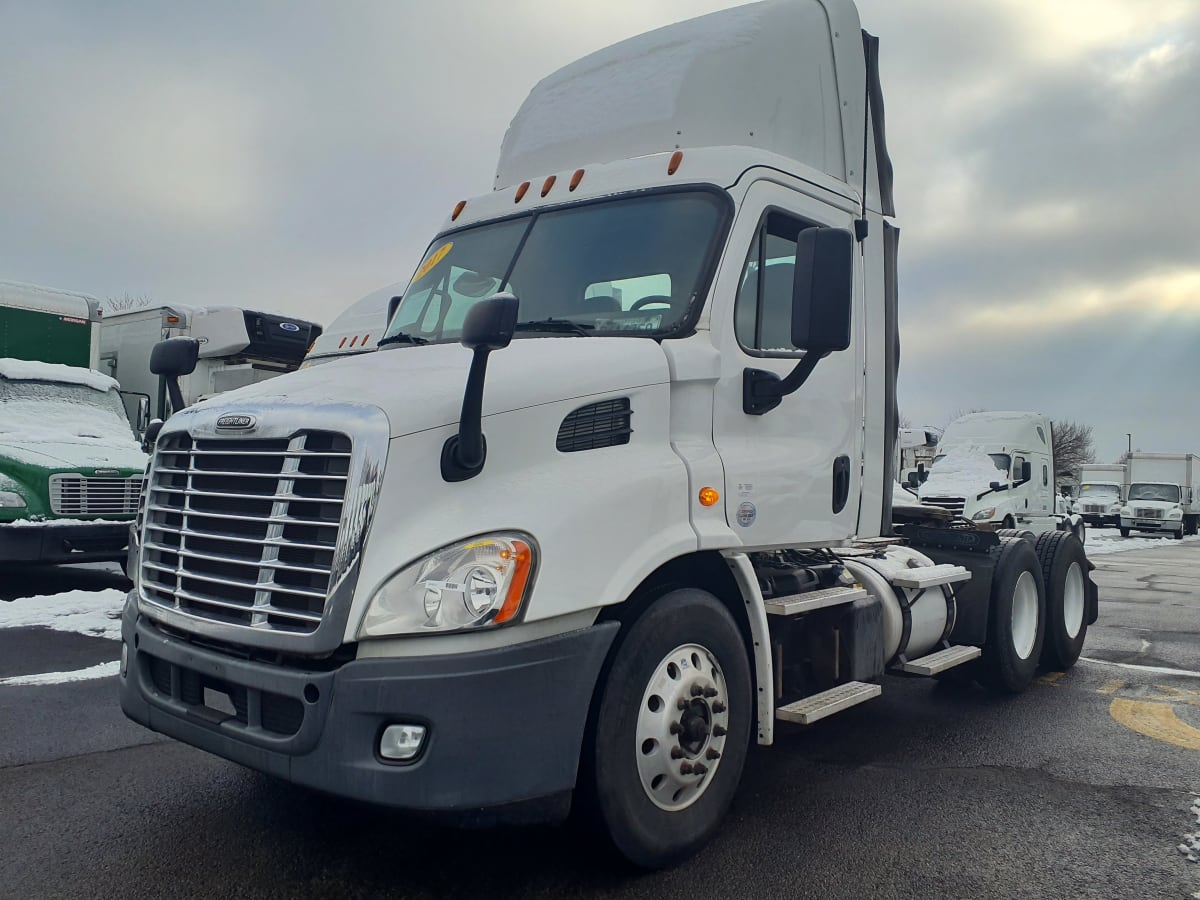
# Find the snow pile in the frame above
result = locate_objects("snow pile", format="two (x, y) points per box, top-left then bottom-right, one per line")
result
(1086, 533), (1200, 555)
(1180, 795), (1200, 864)
(919, 445), (1003, 500)
(0, 358), (117, 392)
(0, 660), (119, 687)
(0, 588), (125, 640)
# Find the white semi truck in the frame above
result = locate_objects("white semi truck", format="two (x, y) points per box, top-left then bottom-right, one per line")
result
(300, 283), (402, 368)
(119, 0), (1097, 868)
(100, 305), (322, 424)
(1119, 453), (1199, 539)
(1075, 463), (1126, 529)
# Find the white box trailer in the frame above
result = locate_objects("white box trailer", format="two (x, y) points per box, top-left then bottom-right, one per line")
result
(100, 305), (322, 423)
(1120, 453), (1199, 538)
(1075, 463), (1126, 528)
(120, 0), (1098, 868)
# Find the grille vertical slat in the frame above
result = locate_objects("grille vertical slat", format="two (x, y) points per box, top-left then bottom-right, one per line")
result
(140, 431), (350, 635)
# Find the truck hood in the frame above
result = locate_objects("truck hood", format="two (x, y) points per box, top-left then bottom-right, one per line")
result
(0, 437), (147, 470)
(202, 338), (672, 437)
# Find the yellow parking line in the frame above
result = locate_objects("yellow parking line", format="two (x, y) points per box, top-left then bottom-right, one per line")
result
(1037, 671), (1065, 685)
(1109, 699), (1200, 751)
(1097, 679), (1125, 695)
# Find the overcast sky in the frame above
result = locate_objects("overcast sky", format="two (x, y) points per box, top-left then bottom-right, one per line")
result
(2, 0), (1197, 463)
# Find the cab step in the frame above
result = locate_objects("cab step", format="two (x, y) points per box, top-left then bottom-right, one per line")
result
(894, 645), (981, 676)
(764, 585), (868, 617)
(890, 564), (972, 590)
(775, 681), (881, 725)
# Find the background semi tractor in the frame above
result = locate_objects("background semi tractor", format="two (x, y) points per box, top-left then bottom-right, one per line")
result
(1119, 452), (1199, 538)
(101, 304), (323, 422)
(120, 0), (1096, 868)
(1074, 462), (1126, 529)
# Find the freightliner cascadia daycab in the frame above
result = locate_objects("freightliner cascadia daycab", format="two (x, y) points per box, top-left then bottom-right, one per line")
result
(120, 0), (1097, 867)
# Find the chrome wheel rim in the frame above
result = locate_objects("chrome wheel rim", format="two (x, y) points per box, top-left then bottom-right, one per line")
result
(1011, 570), (1039, 659)
(1063, 562), (1085, 639)
(635, 643), (729, 812)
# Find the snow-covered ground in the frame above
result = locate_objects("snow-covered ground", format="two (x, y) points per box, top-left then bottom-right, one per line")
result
(1086, 532), (1200, 556)
(0, 588), (124, 686)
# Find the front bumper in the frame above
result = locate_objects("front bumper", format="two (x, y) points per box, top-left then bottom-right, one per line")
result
(1120, 517), (1181, 533)
(0, 520), (131, 564)
(120, 607), (619, 816)
(1080, 514), (1120, 528)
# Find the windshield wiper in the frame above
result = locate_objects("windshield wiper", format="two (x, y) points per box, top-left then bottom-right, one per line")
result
(513, 318), (594, 336)
(377, 331), (430, 347)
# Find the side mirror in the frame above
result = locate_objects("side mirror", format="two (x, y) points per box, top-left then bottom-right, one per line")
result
(386, 295), (403, 326)
(990, 481), (1002, 491)
(441, 294), (520, 482)
(150, 337), (199, 413)
(135, 395), (150, 432)
(917, 462), (928, 484)
(907, 472), (919, 488)
(743, 227), (854, 415)
(792, 226), (853, 353)
(141, 418), (164, 454)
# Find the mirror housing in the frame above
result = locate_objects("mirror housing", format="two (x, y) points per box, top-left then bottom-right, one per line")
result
(150, 337), (199, 414)
(907, 472), (919, 488)
(743, 227), (854, 415)
(791, 226), (854, 353)
(441, 294), (520, 481)
(386, 295), (403, 327)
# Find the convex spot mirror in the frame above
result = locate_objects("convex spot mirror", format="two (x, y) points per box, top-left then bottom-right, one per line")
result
(149, 337), (200, 378)
(791, 226), (854, 353)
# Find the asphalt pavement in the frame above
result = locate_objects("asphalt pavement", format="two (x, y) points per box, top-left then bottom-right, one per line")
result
(2, 538), (1198, 899)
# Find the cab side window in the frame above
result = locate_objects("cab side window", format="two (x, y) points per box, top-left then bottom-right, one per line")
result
(735, 212), (812, 353)
(1043, 465), (1049, 486)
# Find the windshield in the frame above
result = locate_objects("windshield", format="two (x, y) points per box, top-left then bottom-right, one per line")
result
(989, 453), (1011, 473)
(1079, 483), (1121, 501)
(382, 190), (728, 345)
(0, 380), (135, 442)
(1128, 483), (1180, 503)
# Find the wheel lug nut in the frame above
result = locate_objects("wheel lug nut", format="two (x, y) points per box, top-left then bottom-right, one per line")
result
(680, 762), (694, 775)
(677, 699), (688, 710)
(671, 747), (684, 759)
(712, 724), (727, 737)
(712, 701), (727, 714)
(703, 687), (718, 698)
(690, 684), (704, 697)
(693, 763), (709, 776)
(669, 722), (683, 735)
(706, 748), (721, 760)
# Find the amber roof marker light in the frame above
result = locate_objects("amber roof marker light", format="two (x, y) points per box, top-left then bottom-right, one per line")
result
(541, 175), (557, 197)
(515, 181), (530, 202)
(569, 169), (585, 191)
(668, 150), (684, 175)
(451, 200), (467, 221)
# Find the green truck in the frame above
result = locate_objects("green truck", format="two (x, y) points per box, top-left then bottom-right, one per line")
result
(1, 281), (147, 565)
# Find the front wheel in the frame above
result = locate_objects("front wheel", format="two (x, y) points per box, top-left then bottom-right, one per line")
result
(581, 589), (752, 869)
(1119, 527), (1131, 538)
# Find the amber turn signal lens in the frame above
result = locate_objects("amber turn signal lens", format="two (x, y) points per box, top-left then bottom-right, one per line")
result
(451, 200), (467, 220)
(668, 150), (683, 175)
(515, 181), (530, 202)
(699, 487), (720, 507)
(569, 169), (585, 191)
(541, 175), (556, 197)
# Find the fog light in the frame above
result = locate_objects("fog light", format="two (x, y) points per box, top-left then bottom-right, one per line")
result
(380, 723), (427, 761)
(120, 642), (128, 678)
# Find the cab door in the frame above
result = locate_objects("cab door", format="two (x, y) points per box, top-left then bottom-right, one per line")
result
(709, 178), (865, 548)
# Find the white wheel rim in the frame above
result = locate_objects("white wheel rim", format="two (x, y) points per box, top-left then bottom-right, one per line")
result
(635, 643), (729, 812)
(1011, 570), (1039, 660)
(1063, 562), (1085, 639)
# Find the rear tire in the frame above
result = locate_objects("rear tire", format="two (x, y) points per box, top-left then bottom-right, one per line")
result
(979, 538), (1046, 693)
(581, 589), (752, 869)
(1035, 532), (1089, 670)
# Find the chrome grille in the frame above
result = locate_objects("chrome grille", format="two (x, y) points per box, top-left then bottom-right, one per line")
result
(49, 474), (143, 516)
(1134, 507), (1164, 520)
(140, 431), (351, 635)
(920, 495), (966, 518)
(1082, 503), (1106, 514)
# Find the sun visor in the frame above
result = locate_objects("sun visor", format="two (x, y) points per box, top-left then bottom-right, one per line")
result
(495, 0), (876, 204)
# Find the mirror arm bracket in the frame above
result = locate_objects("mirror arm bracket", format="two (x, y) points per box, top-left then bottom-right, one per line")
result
(441, 347), (492, 482)
(742, 352), (827, 416)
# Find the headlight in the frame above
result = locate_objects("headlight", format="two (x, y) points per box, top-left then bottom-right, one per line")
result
(1120, 507), (1131, 516)
(359, 533), (536, 638)
(0, 490), (27, 508)
(1168, 508), (1183, 519)
(1108, 504), (1121, 513)
(972, 507), (996, 521)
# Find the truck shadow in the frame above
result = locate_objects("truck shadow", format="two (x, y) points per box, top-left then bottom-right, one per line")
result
(0, 563), (129, 602)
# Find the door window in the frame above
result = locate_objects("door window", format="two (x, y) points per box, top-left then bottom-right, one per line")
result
(734, 212), (814, 354)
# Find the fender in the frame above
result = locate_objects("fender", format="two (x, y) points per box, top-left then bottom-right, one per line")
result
(721, 551), (775, 747)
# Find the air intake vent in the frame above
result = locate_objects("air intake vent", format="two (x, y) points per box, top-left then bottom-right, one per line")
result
(557, 398), (632, 452)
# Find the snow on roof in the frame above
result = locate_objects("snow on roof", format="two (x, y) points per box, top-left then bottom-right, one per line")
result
(0, 358), (118, 391)
(919, 445), (1005, 500)
(0, 279), (100, 320)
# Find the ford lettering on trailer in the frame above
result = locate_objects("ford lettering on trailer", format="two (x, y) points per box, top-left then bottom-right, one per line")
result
(216, 414), (256, 429)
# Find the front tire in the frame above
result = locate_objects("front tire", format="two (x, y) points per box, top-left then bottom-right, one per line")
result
(1119, 527), (1131, 538)
(980, 538), (1046, 693)
(583, 589), (752, 869)
(1035, 531), (1089, 670)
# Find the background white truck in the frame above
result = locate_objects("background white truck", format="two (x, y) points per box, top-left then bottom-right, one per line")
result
(120, 0), (1096, 869)
(1119, 453), (1199, 539)
(1074, 462), (1126, 528)
(100, 305), (322, 424)
(300, 283), (402, 368)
